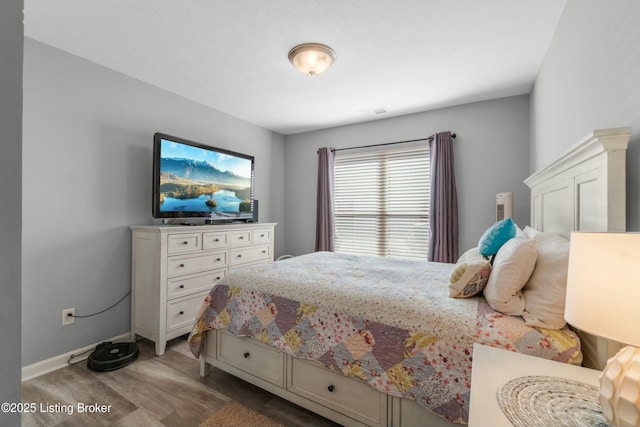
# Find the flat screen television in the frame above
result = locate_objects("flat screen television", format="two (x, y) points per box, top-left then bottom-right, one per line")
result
(152, 133), (255, 221)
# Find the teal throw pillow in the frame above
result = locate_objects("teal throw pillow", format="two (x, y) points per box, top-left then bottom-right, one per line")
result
(478, 218), (517, 256)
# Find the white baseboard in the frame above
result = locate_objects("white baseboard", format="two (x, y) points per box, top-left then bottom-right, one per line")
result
(21, 332), (131, 382)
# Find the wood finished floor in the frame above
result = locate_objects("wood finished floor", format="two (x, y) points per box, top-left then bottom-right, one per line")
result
(22, 336), (342, 427)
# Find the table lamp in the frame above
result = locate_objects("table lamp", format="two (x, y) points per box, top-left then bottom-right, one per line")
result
(565, 232), (640, 427)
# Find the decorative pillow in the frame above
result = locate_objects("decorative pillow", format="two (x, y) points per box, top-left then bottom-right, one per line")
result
(478, 218), (517, 256)
(483, 237), (537, 315)
(449, 247), (492, 298)
(522, 233), (570, 329)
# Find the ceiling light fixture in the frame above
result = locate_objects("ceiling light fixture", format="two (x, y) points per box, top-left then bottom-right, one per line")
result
(288, 43), (336, 76)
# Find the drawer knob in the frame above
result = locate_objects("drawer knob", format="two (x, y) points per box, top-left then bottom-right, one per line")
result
(216, 257), (221, 261)
(260, 234), (265, 237)
(237, 254), (242, 258)
(179, 284), (185, 289)
(243, 352), (250, 358)
(179, 311), (184, 315)
(239, 236), (244, 240)
(179, 263), (185, 268)
(261, 250), (266, 254)
(327, 385), (335, 392)
(214, 238), (220, 242)
(182, 241), (188, 245)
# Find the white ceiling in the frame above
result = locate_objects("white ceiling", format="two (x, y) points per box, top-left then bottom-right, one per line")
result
(24, 0), (566, 135)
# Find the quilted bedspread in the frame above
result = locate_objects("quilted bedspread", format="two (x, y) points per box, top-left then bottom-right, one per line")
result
(188, 251), (581, 424)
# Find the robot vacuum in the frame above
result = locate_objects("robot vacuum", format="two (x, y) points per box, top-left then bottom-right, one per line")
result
(87, 341), (139, 372)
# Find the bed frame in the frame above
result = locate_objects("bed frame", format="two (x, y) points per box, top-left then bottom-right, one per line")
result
(198, 127), (630, 426)
(524, 127), (630, 370)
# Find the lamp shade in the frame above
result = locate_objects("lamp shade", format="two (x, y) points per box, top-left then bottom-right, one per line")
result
(288, 43), (336, 76)
(565, 232), (640, 347)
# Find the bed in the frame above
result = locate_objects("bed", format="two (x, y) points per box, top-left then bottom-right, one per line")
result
(188, 127), (630, 427)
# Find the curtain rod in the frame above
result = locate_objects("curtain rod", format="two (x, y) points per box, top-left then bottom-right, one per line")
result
(330, 132), (456, 153)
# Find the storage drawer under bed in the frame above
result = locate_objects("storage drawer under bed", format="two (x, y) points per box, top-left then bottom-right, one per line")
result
(217, 331), (285, 387)
(287, 357), (388, 426)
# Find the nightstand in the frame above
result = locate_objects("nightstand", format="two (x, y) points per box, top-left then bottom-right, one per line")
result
(469, 344), (602, 427)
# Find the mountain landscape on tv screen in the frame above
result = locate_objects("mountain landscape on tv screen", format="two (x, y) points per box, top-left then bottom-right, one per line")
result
(159, 157), (251, 212)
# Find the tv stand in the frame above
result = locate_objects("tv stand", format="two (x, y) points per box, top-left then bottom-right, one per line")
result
(130, 222), (276, 356)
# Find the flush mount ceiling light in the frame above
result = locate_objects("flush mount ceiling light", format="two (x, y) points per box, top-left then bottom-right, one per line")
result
(288, 43), (336, 76)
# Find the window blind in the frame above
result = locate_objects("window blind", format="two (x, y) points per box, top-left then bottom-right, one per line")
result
(334, 144), (430, 259)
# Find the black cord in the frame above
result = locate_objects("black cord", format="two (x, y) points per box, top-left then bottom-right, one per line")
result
(67, 347), (96, 365)
(64, 291), (132, 365)
(70, 290), (131, 319)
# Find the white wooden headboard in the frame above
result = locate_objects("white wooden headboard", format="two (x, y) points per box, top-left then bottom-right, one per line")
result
(524, 127), (631, 370)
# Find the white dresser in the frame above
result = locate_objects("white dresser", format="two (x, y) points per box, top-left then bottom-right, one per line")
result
(130, 223), (276, 356)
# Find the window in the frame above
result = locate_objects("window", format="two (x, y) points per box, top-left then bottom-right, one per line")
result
(334, 143), (430, 258)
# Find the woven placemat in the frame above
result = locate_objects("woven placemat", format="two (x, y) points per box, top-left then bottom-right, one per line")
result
(498, 376), (610, 427)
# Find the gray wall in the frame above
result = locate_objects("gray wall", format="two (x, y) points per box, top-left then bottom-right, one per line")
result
(283, 95), (531, 256)
(531, 0), (640, 230)
(0, 1), (23, 425)
(22, 39), (285, 366)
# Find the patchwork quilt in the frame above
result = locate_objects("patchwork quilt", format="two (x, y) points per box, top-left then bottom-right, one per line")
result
(188, 252), (581, 424)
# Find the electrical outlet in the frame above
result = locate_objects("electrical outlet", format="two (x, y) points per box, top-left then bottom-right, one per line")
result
(62, 308), (75, 326)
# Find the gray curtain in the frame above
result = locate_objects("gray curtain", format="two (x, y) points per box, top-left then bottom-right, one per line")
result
(315, 147), (335, 251)
(428, 131), (459, 263)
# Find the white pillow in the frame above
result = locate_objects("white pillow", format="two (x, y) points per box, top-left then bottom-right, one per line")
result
(483, 238), (537, 315)
(522, 225), (540, 239)
(448, 247), (492, 298)
(522, 233), (570, 329)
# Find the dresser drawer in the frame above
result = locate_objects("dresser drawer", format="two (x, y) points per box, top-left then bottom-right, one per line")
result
(167, 269), (225, 299)
(230, 230), (251, 247)
(229, 259), (270, 273)
(251, 229), (271, 244)
(203, 232), (228, 250)
(218, 332), (284, 387)
(288, 357), (387, 426)
(167, 233), (201, 254)
(229, 244), (270, 266)
(167, 251), (227, 277)
(166, 292), (208, 332)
